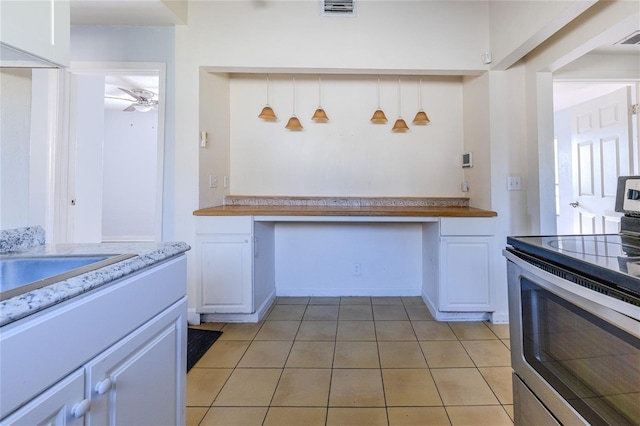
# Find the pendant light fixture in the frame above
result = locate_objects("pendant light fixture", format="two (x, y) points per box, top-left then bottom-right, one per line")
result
(370, 76), (388, 123)
(285, 76), (303, 131)
(412, 78), (431, 125)
(311, 76), (329, 122)
(258, 74), (277, 121)
(392, 77), (409, 132)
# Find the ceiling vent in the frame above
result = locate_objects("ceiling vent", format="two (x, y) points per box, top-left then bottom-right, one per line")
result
(322, 0), (355, 17)
(615, 30), (640, 45)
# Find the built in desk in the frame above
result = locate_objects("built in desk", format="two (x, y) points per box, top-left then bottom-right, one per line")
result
(193, 196), (498, 323)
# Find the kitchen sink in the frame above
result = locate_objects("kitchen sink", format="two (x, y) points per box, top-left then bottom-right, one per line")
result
(0, 254), (136, 301)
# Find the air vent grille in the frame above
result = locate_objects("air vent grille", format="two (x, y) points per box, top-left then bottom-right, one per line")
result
(323, 0), (355, 16)
(616, 30), (640, 45)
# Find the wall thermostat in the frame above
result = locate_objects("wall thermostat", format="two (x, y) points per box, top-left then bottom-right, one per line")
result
(462, 152), (473, 168)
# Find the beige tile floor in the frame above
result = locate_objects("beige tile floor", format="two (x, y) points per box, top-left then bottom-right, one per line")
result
(187, 297), (514, 426)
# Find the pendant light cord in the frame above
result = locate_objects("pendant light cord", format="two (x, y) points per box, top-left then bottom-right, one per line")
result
(418, 78), (423, 110)
(318, 76), (322, 107)
(377, 76), (382, 109)
(266, 74), (271, 106)
(292, 76), (296, 116)
(397, 76), (402, 117)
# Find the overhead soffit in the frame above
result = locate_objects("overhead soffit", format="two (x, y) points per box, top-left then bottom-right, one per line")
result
(70, 0), (187, 26)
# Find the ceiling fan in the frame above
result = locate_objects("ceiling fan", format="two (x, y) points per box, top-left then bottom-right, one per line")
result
(106, 87), (158, 112)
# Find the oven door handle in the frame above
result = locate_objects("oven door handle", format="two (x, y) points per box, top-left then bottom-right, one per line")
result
(504, 250), (640, 336)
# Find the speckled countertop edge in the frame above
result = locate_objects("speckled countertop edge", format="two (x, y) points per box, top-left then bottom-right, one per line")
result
(0, 241), (190, 327)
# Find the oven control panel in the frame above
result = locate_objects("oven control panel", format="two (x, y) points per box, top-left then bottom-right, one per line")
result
(623, 178), (640, 214)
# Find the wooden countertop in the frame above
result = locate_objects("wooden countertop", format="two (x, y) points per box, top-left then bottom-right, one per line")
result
(193, 205), (497, 217)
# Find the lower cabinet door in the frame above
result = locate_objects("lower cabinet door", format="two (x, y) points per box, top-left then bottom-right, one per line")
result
(84, 298), (187, 426)
(440, 236), (492, 311)
(197, 234), (253, 313)
(1, 369), (86, 426)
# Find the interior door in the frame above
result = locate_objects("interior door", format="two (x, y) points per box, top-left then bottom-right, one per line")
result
(571, 87), (632, 234)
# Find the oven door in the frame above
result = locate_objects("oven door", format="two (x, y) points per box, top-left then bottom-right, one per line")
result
(505, 251), (640, 425)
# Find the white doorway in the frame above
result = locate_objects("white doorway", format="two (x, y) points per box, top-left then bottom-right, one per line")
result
(61, 62), (166, 243)
(554, 82), (638, 235)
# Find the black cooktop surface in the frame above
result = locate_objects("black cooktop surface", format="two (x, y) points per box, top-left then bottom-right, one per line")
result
(507, 234), (640, 297)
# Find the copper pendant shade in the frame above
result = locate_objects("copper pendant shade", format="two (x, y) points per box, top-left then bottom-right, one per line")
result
(370, 76), (388, 123)
(285, 77), (303, 131)
(259, 105), (277, 121)
(285, 115), (303, 130)
(311, 108), (329, 122)
(312, 76), (329, 122)
(412, 78), (430, 125)
(392, 118), (409, 132)
(259, 74), (277, 121)
(412, 110), (430, 125)
(392, 77), (409, 132)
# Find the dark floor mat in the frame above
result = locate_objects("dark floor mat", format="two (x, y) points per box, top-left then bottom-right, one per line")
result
(187, 328), (222, 372)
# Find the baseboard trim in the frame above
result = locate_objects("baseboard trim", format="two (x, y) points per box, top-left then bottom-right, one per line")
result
(187, 308), (201, 325)
(421, 290), (492, 322)
(276, 288), (421, 297)
(490, 311), (509, 324)
(200, 291), (276, 324)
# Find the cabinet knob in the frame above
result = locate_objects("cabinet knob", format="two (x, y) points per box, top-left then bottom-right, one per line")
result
(95, 378), (113, 395)
(71, 399), (91, 418)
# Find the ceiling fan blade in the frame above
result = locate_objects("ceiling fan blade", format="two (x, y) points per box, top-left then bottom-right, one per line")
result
(123, 104), (136, 112)
(118, 87), (142, 101)
(105, 96), (130, 101)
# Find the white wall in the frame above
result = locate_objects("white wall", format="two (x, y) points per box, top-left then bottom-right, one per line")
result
(488, 0), (596, 70)
(228, 74), (463, 197)
(0, 68), (31, 229)
(72, 74), (105, 243)
(186, 1), (490, 73)
(102, 110), (158, 241)
(275, 223), (423, 296)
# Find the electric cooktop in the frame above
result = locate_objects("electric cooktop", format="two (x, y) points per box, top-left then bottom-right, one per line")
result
(507, 233), (640, 298)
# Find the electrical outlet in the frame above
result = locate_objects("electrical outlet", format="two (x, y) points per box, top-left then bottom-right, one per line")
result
(223, 176), (229, 188)
(507, 176), (521, 191)
(352, 263), (361, 276)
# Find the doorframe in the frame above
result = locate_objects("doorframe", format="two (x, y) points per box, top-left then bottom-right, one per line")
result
(58, 61), (166, 242)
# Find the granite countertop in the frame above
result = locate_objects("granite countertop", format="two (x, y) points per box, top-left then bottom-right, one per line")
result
(194, 196), (497, 217)
(0, 227), (190, 326)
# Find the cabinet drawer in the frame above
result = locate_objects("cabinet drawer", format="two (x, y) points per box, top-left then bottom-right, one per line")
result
(440, 217), (495, 236)
(196, 216), (253, 234)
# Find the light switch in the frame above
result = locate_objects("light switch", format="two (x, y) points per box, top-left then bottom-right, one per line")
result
(507, 176), (521, 191)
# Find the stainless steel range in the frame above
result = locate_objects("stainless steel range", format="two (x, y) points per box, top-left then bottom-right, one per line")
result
(504, 177), (640, 425)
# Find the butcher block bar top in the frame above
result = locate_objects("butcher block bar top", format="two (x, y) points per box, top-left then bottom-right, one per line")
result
(193, 196), (497, 217)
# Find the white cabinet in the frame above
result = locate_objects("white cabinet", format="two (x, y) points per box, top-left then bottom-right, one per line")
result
(436, 217), (495, 314)
(85, 300), (185, 426)
(1, 370), (86, 426)
(195, 217), (276, 321)
(440, 236), (493, 311)
(196, 216), (254, 314)
(0, 0), (70, 67)
(0, 256), (187, 424)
